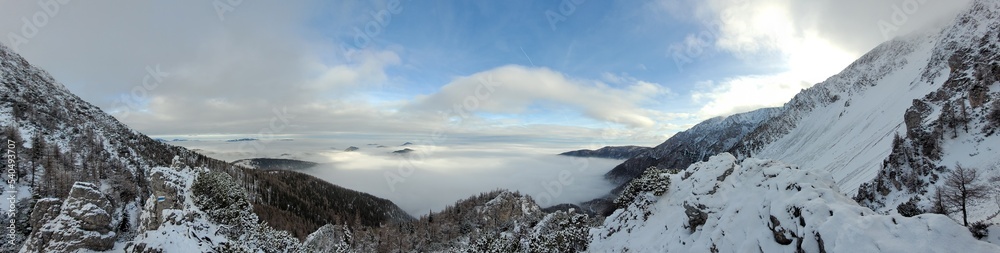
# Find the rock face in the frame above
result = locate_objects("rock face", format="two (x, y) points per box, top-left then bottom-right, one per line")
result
(22, 182), (116, 252)
(140, 167), (186, 231)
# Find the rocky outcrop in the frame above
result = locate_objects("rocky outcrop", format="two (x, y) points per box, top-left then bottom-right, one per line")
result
(22, 182), (116, 252)
(27, 198), (61, 234)
(301, 224), (353, 252)
(683, 202), (707, 233)
(139, 166), (186, 231)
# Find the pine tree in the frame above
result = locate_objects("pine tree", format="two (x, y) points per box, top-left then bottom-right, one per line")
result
(29, 134), (45, 190)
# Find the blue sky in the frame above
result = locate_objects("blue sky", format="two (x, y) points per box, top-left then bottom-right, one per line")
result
(0, 0), (973, 146)
(318, 0), (754, 102)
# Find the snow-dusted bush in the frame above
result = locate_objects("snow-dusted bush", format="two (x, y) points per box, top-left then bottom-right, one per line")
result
(969, 221), (990, 239)
(465, 232), (520, 253)
(896, 197), (924, 217)
(192, 170), (252, 226)
(524, 210), (590, 252)
(240, 222), (302, 253)
(614, 167), (671, 208)
(462, 209), (591, 253)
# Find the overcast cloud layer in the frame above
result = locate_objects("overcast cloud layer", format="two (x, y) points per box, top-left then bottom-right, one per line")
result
(0, 0), (976, 144)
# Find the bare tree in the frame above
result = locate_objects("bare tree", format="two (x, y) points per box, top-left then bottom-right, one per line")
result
(941, 163), (992, 226)
(931, 186), (950, 214)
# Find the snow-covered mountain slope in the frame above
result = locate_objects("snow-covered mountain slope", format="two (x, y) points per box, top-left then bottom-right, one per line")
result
(854, 0), (1000, 220)
(588, 1), (1000, 250)
(604, 107), (780, 184)
(742, 35), (941, 196)
(589, 153), (1000, 252)
(578, 107), (778, 216)
(726, 0), (1000, 206)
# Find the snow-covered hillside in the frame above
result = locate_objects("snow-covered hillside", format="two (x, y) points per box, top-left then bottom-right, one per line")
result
(852, 0), (1000, 223)
(0, 39), (413, 251)
(589, 153), (1000, 252)
(588, 1), (1000, 250)
(735, 0), (1000, 201)
(747, 33), (942, 195)
(604, 107), (780, 184)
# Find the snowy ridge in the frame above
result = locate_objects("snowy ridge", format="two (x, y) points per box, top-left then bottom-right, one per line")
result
(747, 35), (940, 195)
(855, 0), (1000, 222)
(589, 153), (999, 252)
(731, 37), (926, 162)
(604, 107), (780, 184)
(719, 0), (1000, 203)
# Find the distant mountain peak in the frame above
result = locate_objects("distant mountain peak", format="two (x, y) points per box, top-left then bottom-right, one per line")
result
(559, 145), (650, 160)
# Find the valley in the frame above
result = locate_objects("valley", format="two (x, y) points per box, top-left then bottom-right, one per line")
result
(1, 0), (999, 252)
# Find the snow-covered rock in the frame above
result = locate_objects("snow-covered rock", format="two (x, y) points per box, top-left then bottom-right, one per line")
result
(127, 165), (301, 252)
(22, 182), (116, 252)
(301, 224), (353, 253)
(589, 154), (1000, 252)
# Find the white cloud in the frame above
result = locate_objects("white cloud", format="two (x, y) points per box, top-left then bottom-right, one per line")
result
(306, 50), (402, 93)
(695, 0), (972, 56)
(670, 0), (973, 118)
(691, 73), (811, 118)
(0, 1), (430, 137)
(405, 65), (671, 128)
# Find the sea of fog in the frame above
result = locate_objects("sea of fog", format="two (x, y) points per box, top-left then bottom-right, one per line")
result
(162, 137), (622, 215)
